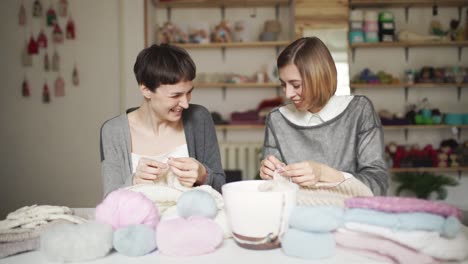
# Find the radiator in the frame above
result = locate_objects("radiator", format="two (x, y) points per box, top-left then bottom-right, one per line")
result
(219, 142), (263, 180)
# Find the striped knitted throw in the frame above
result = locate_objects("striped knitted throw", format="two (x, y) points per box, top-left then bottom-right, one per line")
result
(297, 177), (373, 207)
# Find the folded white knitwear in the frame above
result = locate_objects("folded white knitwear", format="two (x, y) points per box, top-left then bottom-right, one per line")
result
(0, 205), (87, 232)
(345, 222), (468, 261)
(125, 184), (232, 238)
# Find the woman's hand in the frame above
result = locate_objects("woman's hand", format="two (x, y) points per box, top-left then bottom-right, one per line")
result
(259, 155), (285, 180)
(280, 161), (344, 187)
(133, 158), (168, 184)
(168, 157), (207, 187)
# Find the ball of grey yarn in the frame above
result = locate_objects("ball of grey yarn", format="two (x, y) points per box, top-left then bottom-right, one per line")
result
(113, 224), (157, 257)
(177, 190), (217, 219)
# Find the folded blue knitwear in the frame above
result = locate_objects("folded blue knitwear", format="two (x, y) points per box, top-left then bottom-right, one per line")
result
(344, 208), (460, 238)
(289, 206), (344, 232)
(281, 228), (335, 259)
(113, 224), (157, 257)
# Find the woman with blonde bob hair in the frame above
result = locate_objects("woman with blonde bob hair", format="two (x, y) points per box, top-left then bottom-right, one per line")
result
(260, 37), (388, 201)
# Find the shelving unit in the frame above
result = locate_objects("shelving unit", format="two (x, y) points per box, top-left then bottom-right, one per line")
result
(350, 83), (468, 101)
(350, 41), (468, 62)
(349, 1), (468, 186)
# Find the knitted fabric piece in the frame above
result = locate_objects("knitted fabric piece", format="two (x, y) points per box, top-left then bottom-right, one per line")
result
(345, 208), (460, 238)
(345, 222), (468, 261)
(0, 238), (39, 259)
(334, 229), (438, 264)
(95, 188), (159, 230)
(177, 190), (218, 219)
(156, 216), (223, 256)
(296, 177), (373, 207)
(0, 205), (86, 231)
(289, 206), (344, 232)
(345, 196), (463, 220)
(113, 224), (157, 257)
(40, 222), (113, 262)
(281, 228), (335, 259)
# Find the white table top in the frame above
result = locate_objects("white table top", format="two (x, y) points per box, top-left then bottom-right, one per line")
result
(0, 239), (388, 264)
(2, 236), (468, 264)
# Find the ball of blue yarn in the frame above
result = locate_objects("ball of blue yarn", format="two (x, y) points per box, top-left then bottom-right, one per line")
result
(113, 225), (157, 257)
(177, 190), (217, 219)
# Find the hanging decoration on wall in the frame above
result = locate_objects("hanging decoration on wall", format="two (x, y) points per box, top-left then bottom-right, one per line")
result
(44, 52), (50, 71)
(52, 23), (64, 43)
(19, 4), (26, 25)
(57, 0), (68, 17)
(32, 0), (43, 17)
(72, 64), (79, 86)
(66, 17), (75, 39)
(22, 77), (30, 97)
(52, 50), (60, 72)
(54, 76), (65, 97)
(37, 29), (47, 48)
(22, 41), (33, 66)
(42, 82), (50, 103)
(28, 35), (39, 55)
(46, 5), (57, 26)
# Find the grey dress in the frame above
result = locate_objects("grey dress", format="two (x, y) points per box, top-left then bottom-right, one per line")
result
(100, 104), (226, 196)
(262, 96), (388, 195)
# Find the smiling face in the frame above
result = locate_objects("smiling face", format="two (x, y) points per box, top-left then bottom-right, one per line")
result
(279, 64), (306, 110)
(142, 80), (194, 123)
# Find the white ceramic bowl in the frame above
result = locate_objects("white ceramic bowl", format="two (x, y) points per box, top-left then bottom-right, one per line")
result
(222, 180), (297, 249)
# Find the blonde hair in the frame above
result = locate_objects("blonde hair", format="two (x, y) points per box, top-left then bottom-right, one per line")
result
(277, 37), (337, 112)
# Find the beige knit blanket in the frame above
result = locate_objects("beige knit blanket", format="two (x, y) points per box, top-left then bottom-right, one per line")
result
(297, 177), (373, 207)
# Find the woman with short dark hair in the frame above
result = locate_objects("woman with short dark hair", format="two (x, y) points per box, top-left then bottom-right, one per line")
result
(100, 44), (225, 196)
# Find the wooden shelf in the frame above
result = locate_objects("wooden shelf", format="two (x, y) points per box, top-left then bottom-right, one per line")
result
(351, 83), (468, 89)
(173, 41), (290, 49)
(384, 125), (468, 130)
(350, 0), (468, 8)
(390, 167), (468, 173)
(350, 41), (468, 49)
(195, 82), (280, 88)
(153, 0), (290, 8)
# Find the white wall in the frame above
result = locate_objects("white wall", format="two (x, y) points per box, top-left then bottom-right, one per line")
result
(0, 0), (144, 218)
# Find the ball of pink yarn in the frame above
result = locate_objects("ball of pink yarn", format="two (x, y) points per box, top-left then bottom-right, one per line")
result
(156, 216), (223, 256)
(95, 189), (159, 230)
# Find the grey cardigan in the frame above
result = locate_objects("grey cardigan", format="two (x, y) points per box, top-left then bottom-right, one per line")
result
(100, 104), (226, 196)
(263, 96), (389, 195)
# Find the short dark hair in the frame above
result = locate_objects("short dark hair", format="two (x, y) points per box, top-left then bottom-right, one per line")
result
(277, 37), (337, 112)
(133, 44), (196, 92)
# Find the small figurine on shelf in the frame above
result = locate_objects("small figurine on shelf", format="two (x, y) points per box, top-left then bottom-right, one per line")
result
(44, 52), (50, 71)
(211, 20), (232, 43)
(158, 22), (188, 44)
(417, 67), (434, 83)
(52, 50), (60, 72)
(72, 64), (79, 86)
(188, 28), (209, 44)
(54, 76), (65, 97)
(42, 82), (50, 103)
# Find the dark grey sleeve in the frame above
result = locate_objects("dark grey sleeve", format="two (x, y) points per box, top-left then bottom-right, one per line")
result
(262, 115), (283, 162)
(100, 121), (132, 197)
(199, 111), (226, 193)
(354, 101), (389, 196)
